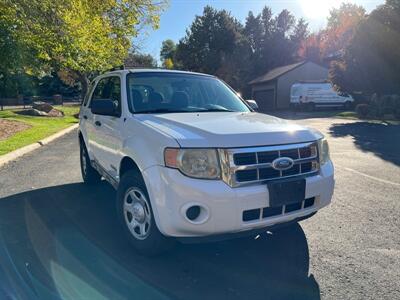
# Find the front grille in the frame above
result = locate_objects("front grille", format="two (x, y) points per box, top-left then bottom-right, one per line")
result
(220, 142), (319, 187)
(242, 197), (315, 222)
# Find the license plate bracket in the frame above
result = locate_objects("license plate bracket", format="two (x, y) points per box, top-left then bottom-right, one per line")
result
(268, 178), (306, 207)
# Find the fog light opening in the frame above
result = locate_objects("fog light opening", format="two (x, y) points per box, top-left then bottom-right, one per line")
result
(186, 205), (201, 221)
(182, 203), (210, 224)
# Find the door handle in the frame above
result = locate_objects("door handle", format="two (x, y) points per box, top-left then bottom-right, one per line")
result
(95, 121), (101, 127)
(83, 115), (88, 120)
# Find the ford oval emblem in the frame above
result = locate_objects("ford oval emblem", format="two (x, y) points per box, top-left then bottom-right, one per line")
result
(272, 157), (294, 171)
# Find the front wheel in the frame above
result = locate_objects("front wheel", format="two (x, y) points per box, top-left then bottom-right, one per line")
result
(116, 169), (173, 255)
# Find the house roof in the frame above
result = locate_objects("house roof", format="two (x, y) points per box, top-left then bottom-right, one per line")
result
(248, 61), (307, 85)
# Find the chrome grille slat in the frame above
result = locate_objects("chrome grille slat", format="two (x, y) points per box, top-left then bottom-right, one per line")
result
(220, 142), (320, 187)
(230, 155), (317, 172)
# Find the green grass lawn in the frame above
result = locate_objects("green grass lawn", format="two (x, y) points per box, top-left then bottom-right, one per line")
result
(336, 111), (358, 118)
(0, 105), (80, 156)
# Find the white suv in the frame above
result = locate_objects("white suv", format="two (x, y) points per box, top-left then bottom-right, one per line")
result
(79, 69), (334, 254)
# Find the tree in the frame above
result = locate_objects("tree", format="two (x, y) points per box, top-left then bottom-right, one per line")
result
(291, 18), (309, 49)
(124, 52), (157, 68)
(275, 9), (295, 36)
(243, 11), (264, 78)
(38, 72), (80, 97)
(174, 6), (252, 91)
(173, 5), (310, 96)
(244, 6), (304, 79)
(175, 6), (242, 74)
(330, 1), (400, 95)
(322, 3), (366, 58)
(163, 58), (174, 69)
(1, 0), (166, 97)
(160, 39), (176, 68)
(260, 6), (274, 39)
(0, 2), (44, 98)
(298, 32), (324, 63)
(267, 9), (297, 68)
(244, 12), (263, 54)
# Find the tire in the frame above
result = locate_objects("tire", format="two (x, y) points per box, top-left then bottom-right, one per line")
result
(80, 140), (101, 184)
(116, 169), (173, 255)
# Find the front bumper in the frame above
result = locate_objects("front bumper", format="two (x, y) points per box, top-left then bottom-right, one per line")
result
(142, 161), (334, 238)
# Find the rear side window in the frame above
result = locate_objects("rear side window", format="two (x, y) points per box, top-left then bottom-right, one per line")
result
(90, 76), (122, 115)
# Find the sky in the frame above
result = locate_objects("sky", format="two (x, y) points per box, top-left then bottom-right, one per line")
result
(137, 0), (385, 61)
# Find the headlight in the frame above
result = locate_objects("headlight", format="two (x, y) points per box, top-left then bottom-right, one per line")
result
(164, 148), (221, 179)
(318, 138), (330, 165)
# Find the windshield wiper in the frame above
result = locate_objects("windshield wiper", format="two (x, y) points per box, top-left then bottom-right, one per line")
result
(197, 108), (236, 112)
(136, 108), (237, 114)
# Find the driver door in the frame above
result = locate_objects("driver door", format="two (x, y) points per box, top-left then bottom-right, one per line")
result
(89, 76), (123, 179)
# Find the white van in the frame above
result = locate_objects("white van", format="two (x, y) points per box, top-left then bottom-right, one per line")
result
(290, 82), (354, 110)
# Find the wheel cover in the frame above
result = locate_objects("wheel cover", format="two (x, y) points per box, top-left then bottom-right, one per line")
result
(123, 187), (152, 240)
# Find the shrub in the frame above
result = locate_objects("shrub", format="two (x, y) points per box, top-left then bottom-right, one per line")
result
(369, 94), (384, 117)
(356, 103), (370, 118)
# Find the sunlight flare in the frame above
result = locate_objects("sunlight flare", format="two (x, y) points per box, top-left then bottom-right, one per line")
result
(299, 0), (342, 19)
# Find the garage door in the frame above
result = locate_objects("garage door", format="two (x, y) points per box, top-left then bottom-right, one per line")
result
(254, 89), (275, 112)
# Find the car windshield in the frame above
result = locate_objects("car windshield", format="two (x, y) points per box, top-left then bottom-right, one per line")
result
(126, 72), (250, 113)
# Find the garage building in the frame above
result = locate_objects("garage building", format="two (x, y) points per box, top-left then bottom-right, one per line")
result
(249, 61), (328, 112)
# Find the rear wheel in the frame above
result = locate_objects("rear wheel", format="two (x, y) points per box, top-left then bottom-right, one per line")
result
(117, 169), (173, 255)
(80, 140), (101, 184)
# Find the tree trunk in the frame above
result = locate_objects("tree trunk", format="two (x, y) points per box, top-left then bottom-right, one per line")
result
(78, 73), (90, 103)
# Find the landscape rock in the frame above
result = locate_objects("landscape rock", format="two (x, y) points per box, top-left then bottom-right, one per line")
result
(16, 107), (65, 117)
(32, 101), (54, 113)
(25, 109), (49, 116)
(47, 108), (64, 117)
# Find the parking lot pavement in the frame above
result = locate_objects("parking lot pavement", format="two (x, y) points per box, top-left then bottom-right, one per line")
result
(0, 116), (399, 300)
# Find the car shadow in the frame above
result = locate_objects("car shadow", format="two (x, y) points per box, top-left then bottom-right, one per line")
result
(329, 122), (400, 166)
(0, 182), (320, 300)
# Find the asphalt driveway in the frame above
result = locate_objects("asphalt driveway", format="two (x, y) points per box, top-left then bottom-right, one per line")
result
(0, 115), (399, 300)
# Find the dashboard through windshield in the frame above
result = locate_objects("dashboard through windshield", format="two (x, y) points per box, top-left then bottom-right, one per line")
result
(126, 72), (250, 114)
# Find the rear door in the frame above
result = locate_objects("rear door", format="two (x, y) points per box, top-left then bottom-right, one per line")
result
(90, 76), (124, 178)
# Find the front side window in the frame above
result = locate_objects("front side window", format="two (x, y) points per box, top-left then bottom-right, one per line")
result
(90, 76), (122, 115)
(126, 72), (250, 113)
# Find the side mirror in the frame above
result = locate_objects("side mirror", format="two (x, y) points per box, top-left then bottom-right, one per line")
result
(246, 99), (258, 111)
(91, 99), (119, 116)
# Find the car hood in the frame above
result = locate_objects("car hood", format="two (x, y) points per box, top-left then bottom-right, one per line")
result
(136, 112), (322, 148)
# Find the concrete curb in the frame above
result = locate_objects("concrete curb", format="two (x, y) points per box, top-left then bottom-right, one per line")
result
(0, 123), (79, 168)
